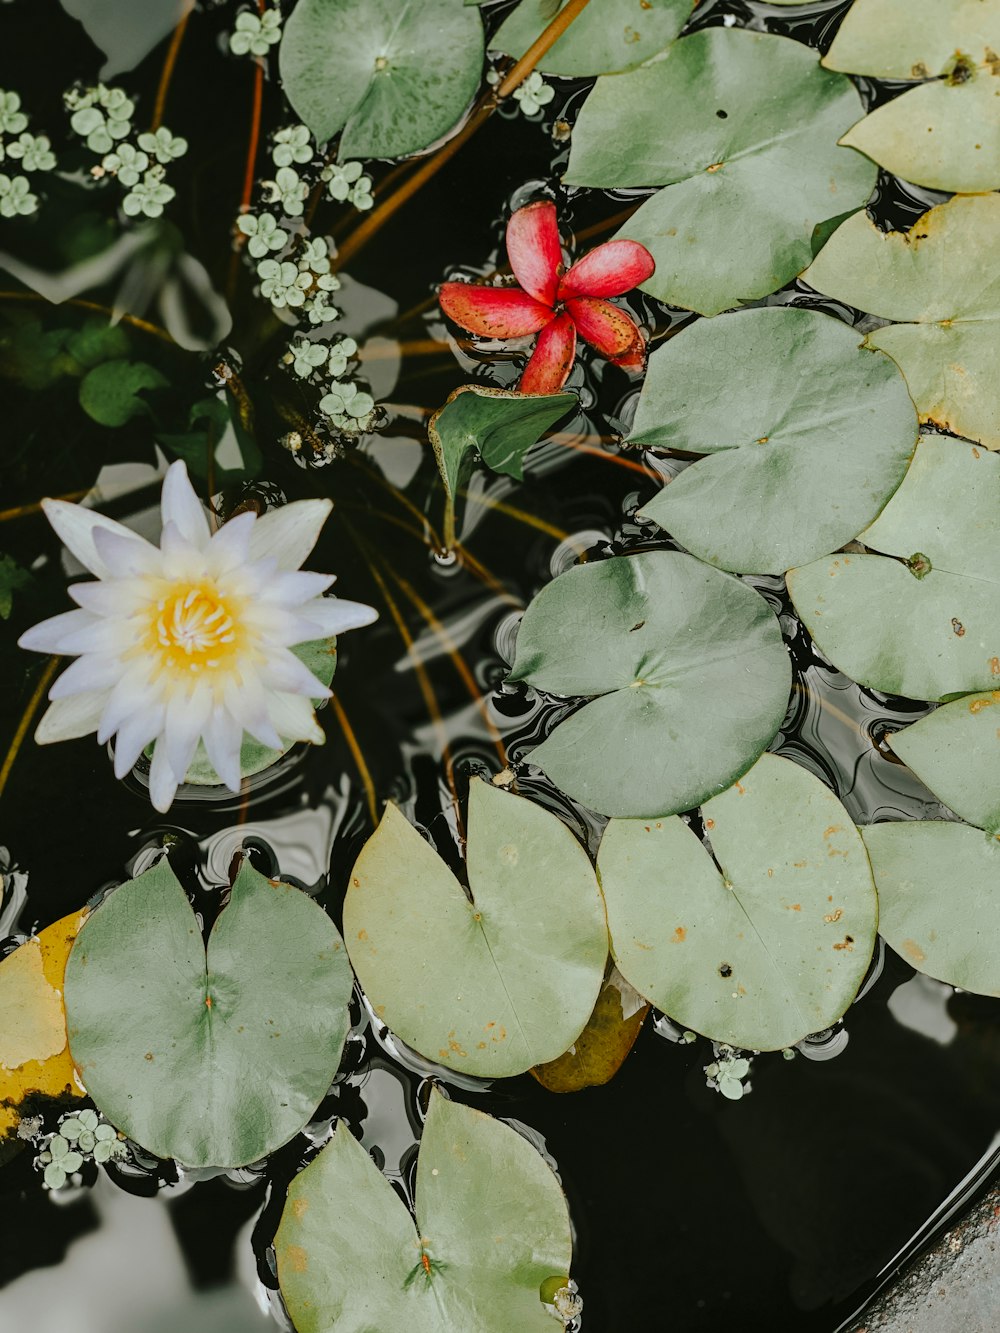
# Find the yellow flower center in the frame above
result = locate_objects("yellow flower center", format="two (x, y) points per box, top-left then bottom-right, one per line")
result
(145, 582), (244, 676)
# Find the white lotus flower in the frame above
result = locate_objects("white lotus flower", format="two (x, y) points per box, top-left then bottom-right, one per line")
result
(18, 462), (377, 812)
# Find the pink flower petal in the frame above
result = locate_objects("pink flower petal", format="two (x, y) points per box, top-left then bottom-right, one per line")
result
(439, 283), (554, 338)
(506, 201), (562, 307)
(565, 297), (644, 359)
(519, 313), (577, 395)
(558, 239), (656, 300)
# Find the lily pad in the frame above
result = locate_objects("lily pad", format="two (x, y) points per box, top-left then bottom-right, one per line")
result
(65, 856), (353, 1168)
(507, 550), (790, 817)
(629, 307), (918, 573)
(803, 194), (1000, 448)
(280, 0), (485, 158)
(889, 693), (1000, 834)
(0, 910), (88, 1159)
(862, 822), (1000, 995)
(823, 0), (1000, 191)
(493, 0), (693, 76)
(78, 359), (168, 427)
(428, 384), (574, 547)
(788, 436), (1000, 701)
(532, 964), (649, 1093)
(597, 753), (878, 1050)
(565, 28), (876, 315)
(344, 779), (608, 1078)
(275, 1088), (573, 1333)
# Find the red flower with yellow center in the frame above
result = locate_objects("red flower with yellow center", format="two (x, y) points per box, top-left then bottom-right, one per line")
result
(439, 200), (656, 394)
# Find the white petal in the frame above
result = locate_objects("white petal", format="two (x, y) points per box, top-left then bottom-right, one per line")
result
(248, 499), (332, 570)
(35, 691), (109, 743)
(263, 691), (324, 745)
(208, 511), (255, 572)
(162, 687), (212, 780)
(258, 569), (335, 606)
(222, 675), (284, 750)
(113, 705), (165, 778)
(41, 499), (149, 579)
(49, 654), (122, 699)
(148, 741), (180, 813)
(296, 596), (378, 638)
(69, 580), (148, 616)
(262, 646), (332, 698)
(18, 608), (97, 653)
(97, 667), (159, 743)
(202, 708), (243, 792)
(56, 617), (134, 656)
(92, 525), (162, 578)
(161, 460), (211, 547)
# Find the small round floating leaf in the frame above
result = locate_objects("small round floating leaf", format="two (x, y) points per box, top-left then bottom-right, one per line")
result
(565, 29), (876, 315)
(280, 0), (485, 158)
(78, 359), (168, 428)
(507, 550), (790, 817)
(889, 693), (1000, 833)
(629, 307), (917, 573)
(597, 753), (878, 1050)
(803, 194), (1000, 447)
(64, 856), (353, 1168)
(862, 822), (1000, 996)
(493, 0), (691, 75)
(276, 1089), (572, 1332)
(344, 779), (608, 1078)
(787, 437), (1000, 701)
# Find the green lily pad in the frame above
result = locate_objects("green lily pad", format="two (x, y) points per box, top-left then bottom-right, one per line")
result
(597, 753), (878, 1050)
(280, 0), (485, 158)
(565, 28), (876, 316)
(344, 779), (608, 1078)
(787, 436), (1000, 701)
(275, 1088), (573, 1333)
(507, 550), (790, 817)
(823, 0), (1000, 192)
(629, 307), (918, 573)
(889, 692), (1000, 834)
(493, 0), (692, 76)
(78, 359), (168, 427)
(862, 821), (1000, 995)
(803, 194), (1000, 448)
(428, 384), (574, 547)
(64, 857), (353, 1168)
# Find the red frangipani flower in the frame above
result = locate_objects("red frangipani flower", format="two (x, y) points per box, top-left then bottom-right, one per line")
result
(438, 201), (655, 394)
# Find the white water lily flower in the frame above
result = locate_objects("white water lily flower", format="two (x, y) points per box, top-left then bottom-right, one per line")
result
(18, 462), (377, 813)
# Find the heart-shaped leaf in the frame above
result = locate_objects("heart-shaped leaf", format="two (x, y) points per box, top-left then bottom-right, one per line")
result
(344, 779), (608, 1078)
(889, 693), (1000, 834)
(803, 194), (1000, 448)
(78, 359), (168, 427)
(280, 0), (485, 157)
(629, 307), (918, 573)
(428, 384), (574, 547)
(507, 550), (790, 817)
(493, 0), (692, 75)
(565, 29), (876, 315)
(862, 821), (1000, 995)
(65, 856), (353, 1168)
(788, 436), (1000, 701)
(597, 753), (878, 1050)
(275, 1088), (573, 1333)
(823, 0), (1000, 191)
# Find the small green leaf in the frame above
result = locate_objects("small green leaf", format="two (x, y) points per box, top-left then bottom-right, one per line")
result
(280, 0), (484, 157)
(803, 194), (1000, 448)
(494, 0), (692, 75)
(508, 550), (790, 817)
(862, 821), (1000, 995)
(630, 307), (918, 573)
(275, 1088), (573, 1333)
(889, 693), (1000, 833)
(64, 317), (130, 370)
(78, 359), (168, 427)
(344, 779), (609, 1078)
(65, 856), (353, 1168)
(566, 29), (876, 315)
(597, 753), (878, 1050)
(787, 437), (1000, 701)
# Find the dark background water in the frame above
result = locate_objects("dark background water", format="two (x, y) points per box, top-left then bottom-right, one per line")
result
(1, 2), (998, 1331)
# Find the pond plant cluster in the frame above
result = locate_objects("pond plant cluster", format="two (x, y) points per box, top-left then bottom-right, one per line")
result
(1, 0), (1000, 1329)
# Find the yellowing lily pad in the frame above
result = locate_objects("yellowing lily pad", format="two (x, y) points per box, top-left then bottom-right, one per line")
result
(532, 964), (648, 1094)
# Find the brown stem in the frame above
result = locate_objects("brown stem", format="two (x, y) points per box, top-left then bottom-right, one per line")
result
(333, 0), (593, 273)
(0, 291), (175, 344)
(331, 694), (379, 826)
(0, 656), (60, 802)
(150, 3), (195, 132)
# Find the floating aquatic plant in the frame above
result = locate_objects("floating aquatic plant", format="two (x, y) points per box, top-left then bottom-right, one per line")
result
(18, 461), (376, 812)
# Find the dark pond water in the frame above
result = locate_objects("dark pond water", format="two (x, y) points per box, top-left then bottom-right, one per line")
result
(2, 2), (999, 1331)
